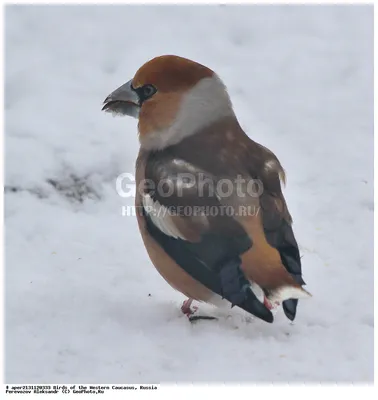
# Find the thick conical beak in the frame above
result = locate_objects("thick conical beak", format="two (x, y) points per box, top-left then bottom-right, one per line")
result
(102, 79), (140, 118)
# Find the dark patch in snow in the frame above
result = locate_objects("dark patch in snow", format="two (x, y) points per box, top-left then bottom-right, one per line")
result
(5, 174), (102, 203)
(4, 185), (48, 199)
(47, 175), (101, 203)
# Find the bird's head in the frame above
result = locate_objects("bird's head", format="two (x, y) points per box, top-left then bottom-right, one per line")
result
(102, 55), (235, 150)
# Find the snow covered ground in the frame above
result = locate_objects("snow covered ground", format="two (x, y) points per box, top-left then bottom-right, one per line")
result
(5, 5), (373, 383)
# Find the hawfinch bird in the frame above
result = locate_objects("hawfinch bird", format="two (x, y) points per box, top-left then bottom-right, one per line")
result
(102, 55), (311, 323)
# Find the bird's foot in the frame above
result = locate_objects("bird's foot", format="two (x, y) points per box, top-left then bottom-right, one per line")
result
(263, 296), (280, 310)
(181, 298), (198, 316)
(181, 298), (217, 322)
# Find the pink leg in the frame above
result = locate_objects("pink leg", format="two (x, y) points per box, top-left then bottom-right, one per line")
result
(263, 296), (273, 310)
(181, 298), (198, 316)
(181, 298), (217, 322)
(264, 296), (280, 310)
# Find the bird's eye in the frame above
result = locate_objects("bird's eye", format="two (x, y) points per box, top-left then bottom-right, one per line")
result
(142, 84), (156, 99)
(132, 84), (157, 105)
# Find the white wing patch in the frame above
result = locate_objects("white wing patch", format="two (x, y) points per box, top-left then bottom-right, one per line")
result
(142, 194), (185, 240)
